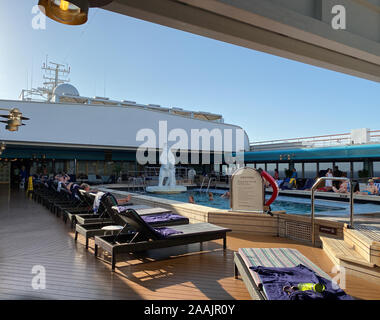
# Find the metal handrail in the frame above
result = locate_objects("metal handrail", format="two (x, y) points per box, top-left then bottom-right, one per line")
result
(199, 176), (207, 193)
(206, 178), (215, 194)
(311, 177), (354, 246)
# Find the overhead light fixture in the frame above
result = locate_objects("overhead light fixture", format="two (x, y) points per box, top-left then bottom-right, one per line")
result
(0, 108), (29, 132)
(38, 0), (114, 26)
(38, 0), (89, 25)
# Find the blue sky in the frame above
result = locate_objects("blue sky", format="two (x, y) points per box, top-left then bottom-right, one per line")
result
(0, 1), (379, 142)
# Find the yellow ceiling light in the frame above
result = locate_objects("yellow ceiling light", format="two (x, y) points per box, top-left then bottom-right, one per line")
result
(60, 0), (70, 11)
(38, 0), (89, 26)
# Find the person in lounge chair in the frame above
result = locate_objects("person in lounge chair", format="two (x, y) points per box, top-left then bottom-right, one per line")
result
(273, 169), (279, 181)
(80, 183), (131, 204)
(332, 174), (349, 194)
(289, 168), (297, 188)
(356, 179), (379, 195)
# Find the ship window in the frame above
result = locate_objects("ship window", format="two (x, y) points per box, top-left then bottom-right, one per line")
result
(353, 162), (364, 178)
(256, 163), (265, 170)
(304, 163), (317, 179)
(278, 163), (289, 178)
(77, 161), (87, 175)
(319, 162), (333, 172)
(334, 162), (351, 178)
(54, 161), (65, 174)
(293, 163), (302, 178)
(266, 163), (277, 176)
(97, 161), (105, 175)
(373, 162), (380, 177)
(88, 162), (97, 175)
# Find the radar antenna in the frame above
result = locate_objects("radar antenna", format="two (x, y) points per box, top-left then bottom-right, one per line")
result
(19, 56), (71, 102)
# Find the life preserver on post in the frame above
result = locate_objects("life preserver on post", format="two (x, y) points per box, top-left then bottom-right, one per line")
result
(260, 170), (279, 206)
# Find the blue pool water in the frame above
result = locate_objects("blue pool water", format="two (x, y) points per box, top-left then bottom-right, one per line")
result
(143, 190), (380, 216)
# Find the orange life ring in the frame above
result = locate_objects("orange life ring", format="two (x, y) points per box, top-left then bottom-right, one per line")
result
(260, 170), (279, 206)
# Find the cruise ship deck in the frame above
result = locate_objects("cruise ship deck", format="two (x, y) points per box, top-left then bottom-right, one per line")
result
(1, 186), (379, 300)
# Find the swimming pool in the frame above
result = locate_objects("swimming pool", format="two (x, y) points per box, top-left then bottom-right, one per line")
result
(141, 190), (380, 216)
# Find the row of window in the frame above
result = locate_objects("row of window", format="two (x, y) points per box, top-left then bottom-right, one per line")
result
(27, 159), (380, 179)
(30, 160), (143, 176)
(243, 161), (377, 179)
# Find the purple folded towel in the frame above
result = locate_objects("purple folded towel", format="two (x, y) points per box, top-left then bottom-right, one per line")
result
(154, 227), (183, 238)
(249, 264), (353, 300)
(142, 213), (188, 224)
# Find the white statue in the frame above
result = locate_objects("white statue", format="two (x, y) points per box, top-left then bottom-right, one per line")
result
(146, 143), (186, 193)
(158, 143), (176, 187)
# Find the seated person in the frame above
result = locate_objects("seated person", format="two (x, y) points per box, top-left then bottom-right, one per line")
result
(273, 169), (279, 181)
(324, 168), (333, 192)
(332, 180), (349, 193)
(356, 179), (379, 195)
(80, 183), (131, 204)
(289, 168), (298, 188)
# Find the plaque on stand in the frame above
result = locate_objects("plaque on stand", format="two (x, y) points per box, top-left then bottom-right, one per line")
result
(230, 167), (264, 213)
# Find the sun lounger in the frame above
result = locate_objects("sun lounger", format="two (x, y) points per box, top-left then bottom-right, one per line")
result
(74, 194), (189, 249)
(301, 178), (315, 190)
(66, 191), (133, 226)
(234, 248), (340, 300)
(94, 208), (231, 271)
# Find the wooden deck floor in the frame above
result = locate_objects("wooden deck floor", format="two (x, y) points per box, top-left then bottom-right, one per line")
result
(0, 186), (379, 300)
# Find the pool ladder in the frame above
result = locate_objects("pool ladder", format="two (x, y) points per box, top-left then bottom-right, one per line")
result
(199, 177), (215, 194)
(311, 177), (354, 246)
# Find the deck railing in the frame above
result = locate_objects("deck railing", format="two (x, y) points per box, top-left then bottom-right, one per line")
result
(250, 130), (380, 150)
(311, 177), (354, 246)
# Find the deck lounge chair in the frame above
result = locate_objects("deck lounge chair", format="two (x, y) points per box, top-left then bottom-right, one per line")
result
(300, 178), (315, 190)
(66, 191), (134, 226)
(75, 194), (189, 249)
(94, 208), (231, 271)
(234, 248), (351, 300)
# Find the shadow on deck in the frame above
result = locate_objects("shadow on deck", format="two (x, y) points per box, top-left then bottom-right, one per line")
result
(0, 186), (378, 300)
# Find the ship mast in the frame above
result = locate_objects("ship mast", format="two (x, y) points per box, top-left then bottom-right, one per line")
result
(19, 57), (71, 102)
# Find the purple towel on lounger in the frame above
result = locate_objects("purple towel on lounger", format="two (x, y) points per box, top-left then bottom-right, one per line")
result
(153, 227), (183, 238)
(249, 264), (353, 300)
(142, 213), (188, 224)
